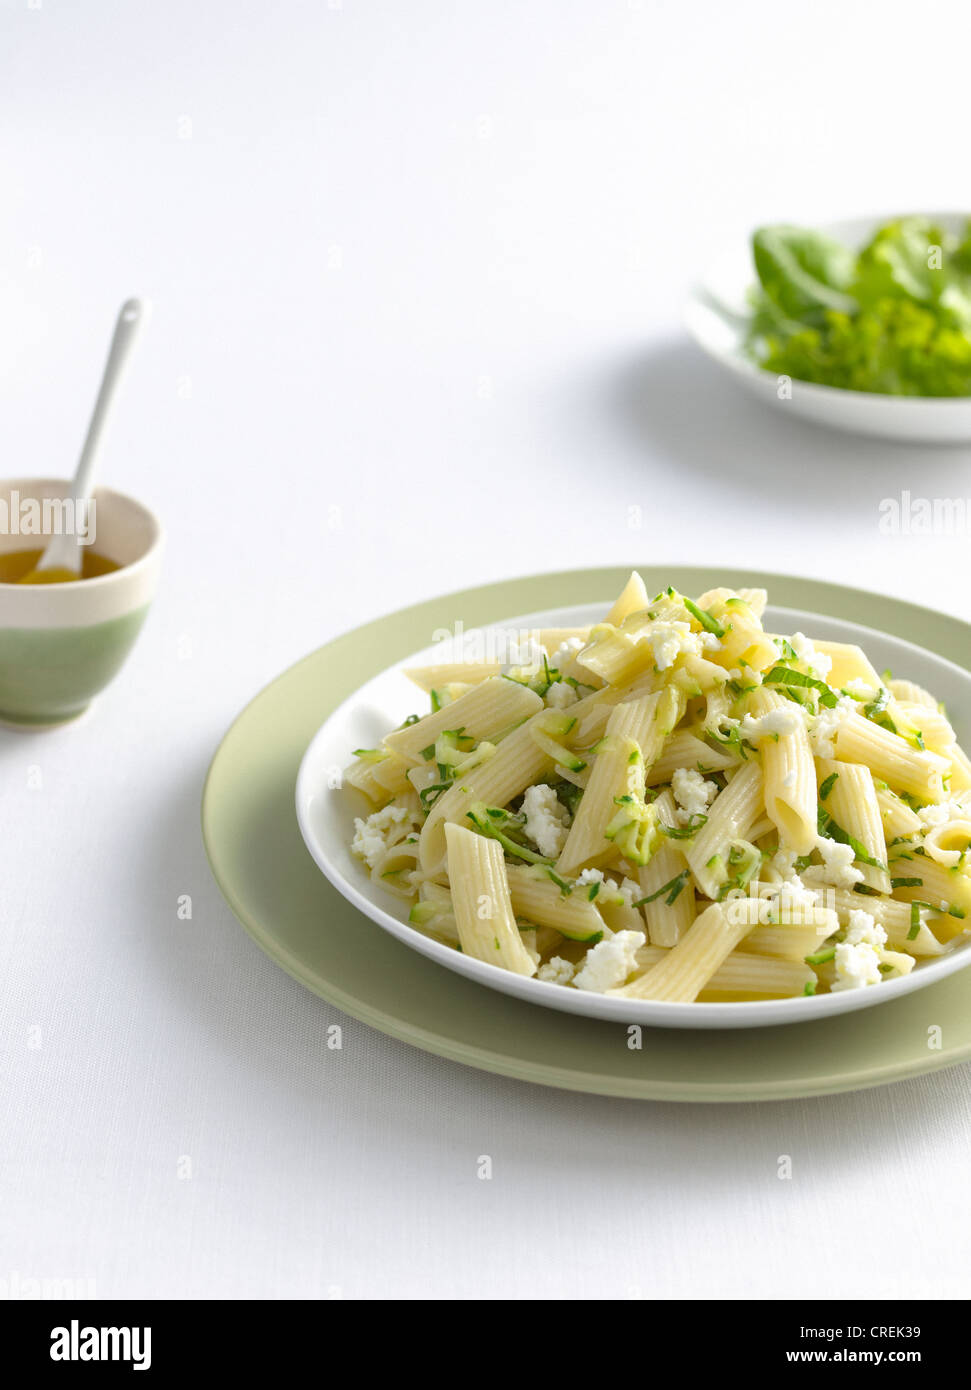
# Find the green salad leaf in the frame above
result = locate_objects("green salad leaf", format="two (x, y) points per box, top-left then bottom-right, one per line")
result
(751, 225), (857, 323)
(747, 216), (971, 396)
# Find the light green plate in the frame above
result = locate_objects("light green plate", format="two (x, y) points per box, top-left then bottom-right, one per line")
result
(202, 567), (971, 1101)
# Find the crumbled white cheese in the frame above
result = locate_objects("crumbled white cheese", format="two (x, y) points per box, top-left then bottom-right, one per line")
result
(802, 836), (864, 890)
(844, 677), (876, 698)
(576, 868), (605, 888)
(616, 876), (642, 907)
(844, 908), (888, 950)
(641, 619), (716, 671)
(502, 636), (545, 676)
(790, 631), (833, 680)
(537, 956), (576, 986)
(351, 803), (414, 869)
(544, 680), (578, 710)
(671, 766), (718, 825)
(773, 875), (820, 916)
(740, 707), (803, 741)
(831, 941), (882, 991)
(781, 769), (797, 790)
(521, 784), (571, 858)
(573, 930), (646, 993)
(917, 798), (971, 829)
(550, 636), (585, 670)
(810, 696), (855, 758)
(645, 621), (691, 670)
(772, 847), (799, 879)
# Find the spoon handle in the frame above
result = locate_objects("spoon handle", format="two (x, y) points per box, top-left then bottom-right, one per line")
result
(73, 297), (150, 501)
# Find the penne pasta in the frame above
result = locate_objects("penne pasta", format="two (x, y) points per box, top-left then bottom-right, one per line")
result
(887, 679), (939, 710)
(633, 944), (813, 999)
(634, 788), (696, 946)
(645, 729), (738, 784)
(444, 824), (537, 974)
(834, 711), (949, 803)
(683, 761), (764, 898)
(418, 714), (552, 874)
(506, 864), (607, 942)
(949, 743), (971, 792)
(816, 757), (891, 895)
(384, 676), (541, 763)
(604, 571), (649, 626)
(343, 574), (969, 1004)
(875, 785), (923, 839)
(405, 663), (500, 692)
(556, 689), (684, 876)
(745, 687), (816, 854)
(610, 903), (754, 1001)
(812, 641), (882, 691)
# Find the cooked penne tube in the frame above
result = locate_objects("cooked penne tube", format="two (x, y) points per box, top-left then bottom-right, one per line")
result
(574, 620), (654, 688)
(923, 819), (971, 867)
(634, 788), (696, 946)
(683, 761), (764, 898)
(385, 677), (541, 763)
(506, 864), (607, 942)
(891, 701), (956, 754)
(444, 824), (536, 974)
(816, 757), (890, 894)
(404, 663), (500, 692)
(949, 743), (971, 792)
(834, 711), (949, 803)
(557, 690), (684, 876)
(632, 944), (813, 998)
(610, 903), (754, 1001)
(568, 668), (662, 746)
(735, 588), (768, 619)
(710, 620), (777, 673)
(419, 715), (552, 873)
(812, 641), (882, 691)
(816, 886), (946, 955)
(875, 785), (923, 839)
(887, 679), (939, 709)
(886, 857), (971, 917)
(604, 571), (649, 626)
(409, 881), (459, 944)
(645, 729), (738, 784)
(746, 687), (816, 854)
(345, 751), (411, 802)
(536, 628), (593, 652)
(744, 922), (835, 960)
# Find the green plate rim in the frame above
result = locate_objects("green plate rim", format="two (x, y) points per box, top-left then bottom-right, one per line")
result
(202, 564), (971, 1101)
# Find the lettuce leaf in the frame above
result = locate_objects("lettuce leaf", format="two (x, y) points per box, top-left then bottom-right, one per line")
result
(746, 217), (971, 396)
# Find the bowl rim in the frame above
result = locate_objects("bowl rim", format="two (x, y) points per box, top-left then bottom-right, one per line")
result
(0, 476), (165, 591)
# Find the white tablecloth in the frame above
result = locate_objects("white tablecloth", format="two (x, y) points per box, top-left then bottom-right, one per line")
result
(3, 0), (970, 1300)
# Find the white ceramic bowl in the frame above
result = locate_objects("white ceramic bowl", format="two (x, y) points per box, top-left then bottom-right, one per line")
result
(684, 211), (971, 443)
(296, 600), (971, 1031)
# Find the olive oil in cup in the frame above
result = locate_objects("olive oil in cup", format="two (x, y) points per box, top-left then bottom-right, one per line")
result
(0, 479), (163, 727)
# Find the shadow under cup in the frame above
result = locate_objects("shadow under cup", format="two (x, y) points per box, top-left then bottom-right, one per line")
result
(0, 479), (163, 727)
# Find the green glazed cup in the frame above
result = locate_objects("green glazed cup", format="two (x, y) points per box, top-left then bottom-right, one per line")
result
(0, 479), (163, 727)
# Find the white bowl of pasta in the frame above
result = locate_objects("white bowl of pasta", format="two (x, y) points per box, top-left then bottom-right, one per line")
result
(296, 574), (971, 1029)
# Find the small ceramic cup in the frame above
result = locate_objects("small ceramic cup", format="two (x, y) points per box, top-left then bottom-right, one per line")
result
(0, 478), (163, 727)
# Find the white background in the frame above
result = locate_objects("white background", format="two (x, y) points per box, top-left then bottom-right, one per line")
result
(3, 0), (970, 1300)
